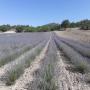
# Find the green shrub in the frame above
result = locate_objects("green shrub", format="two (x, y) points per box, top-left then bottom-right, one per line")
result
(6, 66), (24, 86)
(72, 62), (89, 74)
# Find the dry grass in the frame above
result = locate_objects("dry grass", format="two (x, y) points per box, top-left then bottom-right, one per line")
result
(55, 29), (90, 43)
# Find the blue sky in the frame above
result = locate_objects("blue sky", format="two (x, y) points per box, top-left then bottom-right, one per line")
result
(0, 0), (90, 26)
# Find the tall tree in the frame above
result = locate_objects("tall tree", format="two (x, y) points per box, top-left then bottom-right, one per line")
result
(61, 20), (70, 29)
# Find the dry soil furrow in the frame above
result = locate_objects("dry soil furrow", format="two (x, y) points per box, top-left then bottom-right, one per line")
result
(54, 51), (74, 90)
(12, 36), (51, 90)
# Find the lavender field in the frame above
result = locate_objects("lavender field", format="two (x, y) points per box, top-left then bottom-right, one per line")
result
(0, 31), (90, 90)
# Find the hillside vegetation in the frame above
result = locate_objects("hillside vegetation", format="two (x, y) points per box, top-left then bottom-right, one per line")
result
(0, 19), (90, 32)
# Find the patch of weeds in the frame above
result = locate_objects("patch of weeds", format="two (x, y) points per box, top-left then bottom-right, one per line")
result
(36, 48), (42, 54)
(6, 66), (24, 86)
(73, 62), (89, 74)
(30, 53), (36, 60)
(24, 59), (32, 68)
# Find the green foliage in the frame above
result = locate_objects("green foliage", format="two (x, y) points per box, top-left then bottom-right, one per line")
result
(80, 19), (90, 30)
(0, 24), (11, 32)
(0, 23), (61, 32)
(60, 19), (90, 30)
(70, 22), (77, 28)
(61, 20), (70, 29)
(36, 23), (60, 32)
(15, 25), (24, 32)
(6, 66), (24, 86)
(74, 62), (89, 74)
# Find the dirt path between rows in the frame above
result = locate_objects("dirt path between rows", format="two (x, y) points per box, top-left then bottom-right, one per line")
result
(54, 51), (74, 90)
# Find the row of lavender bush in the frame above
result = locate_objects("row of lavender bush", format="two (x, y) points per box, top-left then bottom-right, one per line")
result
(54, 36), (90, 74)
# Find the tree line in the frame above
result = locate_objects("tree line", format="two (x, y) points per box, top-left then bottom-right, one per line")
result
(0, 19), (90, 32)
(61, 19), (90, 30)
